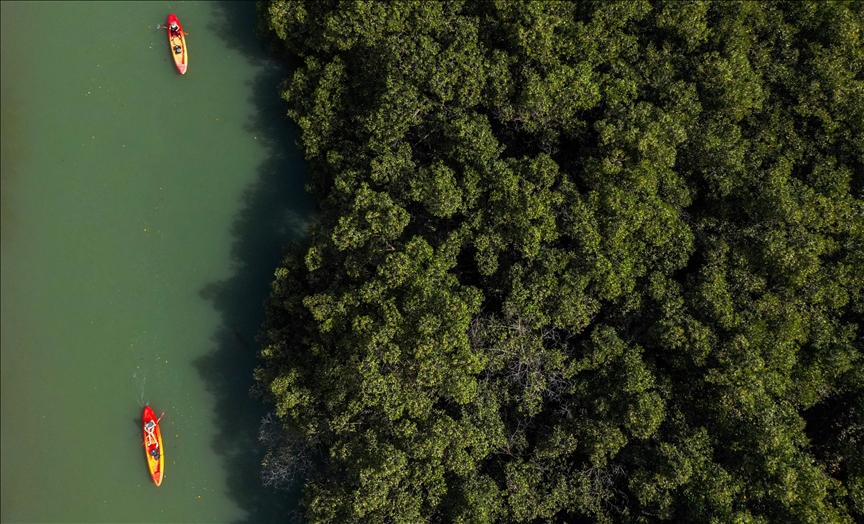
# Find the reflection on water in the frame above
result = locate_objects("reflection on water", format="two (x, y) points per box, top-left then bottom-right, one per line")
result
(191, 3), (313, 521)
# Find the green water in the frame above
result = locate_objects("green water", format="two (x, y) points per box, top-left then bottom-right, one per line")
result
(1, 1), (313, 522)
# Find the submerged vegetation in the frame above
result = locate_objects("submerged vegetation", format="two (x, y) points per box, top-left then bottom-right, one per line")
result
(254, 0), (863, 521)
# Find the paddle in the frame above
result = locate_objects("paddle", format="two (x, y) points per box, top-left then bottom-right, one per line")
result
(157, 24), (189, 35)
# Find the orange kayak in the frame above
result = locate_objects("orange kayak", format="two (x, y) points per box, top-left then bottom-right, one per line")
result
(166, 14), (187, 74)
(142, 406), (164, 486)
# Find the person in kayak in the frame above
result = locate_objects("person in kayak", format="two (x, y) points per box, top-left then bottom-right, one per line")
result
(170, 21), (180, 36)
(144, 420), (158, 445)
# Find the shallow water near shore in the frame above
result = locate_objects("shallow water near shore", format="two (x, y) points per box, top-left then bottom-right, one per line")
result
(1, 1), (312, 521)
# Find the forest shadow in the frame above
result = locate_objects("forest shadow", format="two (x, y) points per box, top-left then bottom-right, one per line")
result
(194, 2), (314, 522)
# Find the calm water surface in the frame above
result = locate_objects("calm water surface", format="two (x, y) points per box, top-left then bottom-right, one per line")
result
(1, 1), (312, 521)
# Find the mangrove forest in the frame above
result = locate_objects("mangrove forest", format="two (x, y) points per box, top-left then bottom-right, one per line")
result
(253, 0), (863, 522)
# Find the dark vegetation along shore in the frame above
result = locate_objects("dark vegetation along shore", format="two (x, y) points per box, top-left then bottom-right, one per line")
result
(252, 1), (863, 522)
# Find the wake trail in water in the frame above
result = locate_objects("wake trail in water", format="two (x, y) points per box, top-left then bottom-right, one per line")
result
(133, 369), (147, 407)
(130, 328), (163, 406)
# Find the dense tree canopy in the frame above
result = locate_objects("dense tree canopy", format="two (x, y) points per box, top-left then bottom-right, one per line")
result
(254, 1), (863, 522)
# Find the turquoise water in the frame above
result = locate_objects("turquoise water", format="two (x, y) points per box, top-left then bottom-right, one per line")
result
(1, 2), (313, 521)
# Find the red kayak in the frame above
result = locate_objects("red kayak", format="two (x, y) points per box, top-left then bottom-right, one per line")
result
(166, 14), (187, 74)
(142, 406), (164, 486)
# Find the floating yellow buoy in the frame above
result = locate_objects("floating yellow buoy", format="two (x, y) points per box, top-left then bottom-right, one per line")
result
(143, 228), (147, 232)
